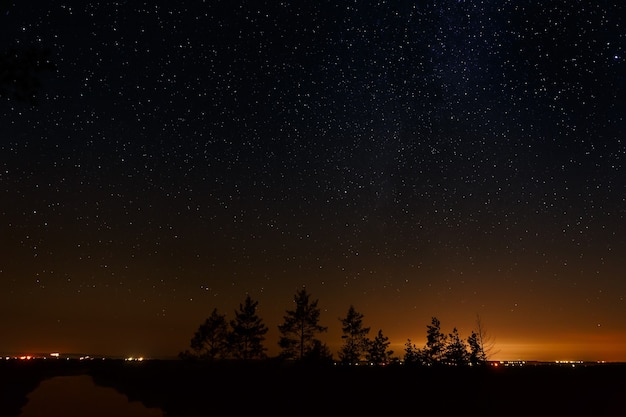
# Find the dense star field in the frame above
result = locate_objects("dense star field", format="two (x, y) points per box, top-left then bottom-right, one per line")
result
(1, 1), (625, 360)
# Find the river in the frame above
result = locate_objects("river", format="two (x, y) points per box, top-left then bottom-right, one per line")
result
(18, 374), (164, 417)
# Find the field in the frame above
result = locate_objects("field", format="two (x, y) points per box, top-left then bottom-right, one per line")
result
(2, 359), (625, 417)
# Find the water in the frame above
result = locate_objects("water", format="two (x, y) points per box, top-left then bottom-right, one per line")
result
(18, 374), (164, 417)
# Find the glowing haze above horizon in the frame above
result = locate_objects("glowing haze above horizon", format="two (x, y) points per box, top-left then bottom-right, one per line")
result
(1, 1), (625, 363)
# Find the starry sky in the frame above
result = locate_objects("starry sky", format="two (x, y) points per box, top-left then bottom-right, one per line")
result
(1, 0), (625, 361)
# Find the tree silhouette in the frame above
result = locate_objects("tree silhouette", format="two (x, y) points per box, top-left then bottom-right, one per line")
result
(403, 317), (497, 367)
(423, 317), (447, 366)
(179, 292), (498, 365)
(467, 330), (487, 366)
(301, 339), (334, 364)
(338, 305), (370, 364)
(403, 338), (422, 365)
(366, 329), (394, 365)
(277, 288), (328, 360)
(229, 295), (268, 360)
(444, 327), (469, 366)
(180, 308), (230, 360)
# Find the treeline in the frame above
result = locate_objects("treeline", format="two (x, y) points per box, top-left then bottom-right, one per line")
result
(179, 288), (495, 367)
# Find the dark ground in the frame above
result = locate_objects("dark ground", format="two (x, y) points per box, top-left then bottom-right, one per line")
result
(2, 359), (625, 417)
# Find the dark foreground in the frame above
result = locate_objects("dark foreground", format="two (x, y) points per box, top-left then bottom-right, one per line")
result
(2, 359), (625, 417)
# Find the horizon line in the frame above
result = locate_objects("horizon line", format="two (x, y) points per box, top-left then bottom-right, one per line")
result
(3, 353), (625, 365)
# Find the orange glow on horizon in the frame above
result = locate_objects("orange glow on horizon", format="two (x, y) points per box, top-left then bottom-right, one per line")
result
(385, 330), (626, 363)
(488, 333), (626, 362)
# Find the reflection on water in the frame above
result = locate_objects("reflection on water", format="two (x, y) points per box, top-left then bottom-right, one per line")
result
(19, 374), (164, 417)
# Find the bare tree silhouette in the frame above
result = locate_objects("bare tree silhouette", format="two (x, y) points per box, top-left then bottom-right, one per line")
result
(475, 313), (499, 361)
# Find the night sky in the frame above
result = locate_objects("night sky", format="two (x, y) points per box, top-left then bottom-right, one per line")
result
(1, 0), (625, 362)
